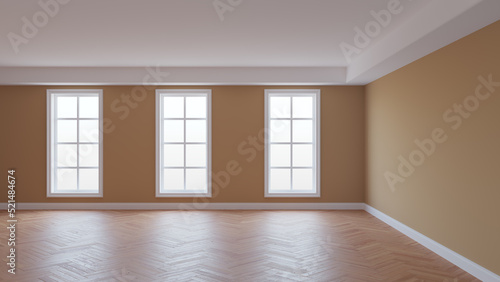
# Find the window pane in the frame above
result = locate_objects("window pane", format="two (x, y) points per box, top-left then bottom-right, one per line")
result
(186, 169), (207, 191)
(186, 145), (206, 167)
(292, 144), (313, 167)
(158, 92), (211, 195)
(57, 145), (77, 167)
(79, 96), (99, 118)
(79, 144), (99, 167)
(57, 120), (77, 142)
(186, 96), (206, 118)
(270, 120), (290, 142)
(164, 144), (184, 167)
(293, 169), (313, 191)
(79, 120), (99, 142)
(292, 97), (313, 118)
(270, 97), (290, 118)
(270, 144), (290, 167)
(186, 120), (206, 142)
(164, 169), (184, 191)
(57, 96), (77, 118)
(79, 169), (99, 191)
(164, 120), (184, 142)
(57, 169), (77, 190)
(270, 169), (291, 191)
(50, 92), (103, 196)
(292, 120), (313, 142)
(164, 97), (184, 118)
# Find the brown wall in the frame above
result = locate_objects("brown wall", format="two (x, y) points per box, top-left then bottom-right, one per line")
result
(366, 21), (500, 275)
(0, 86), (365, 203)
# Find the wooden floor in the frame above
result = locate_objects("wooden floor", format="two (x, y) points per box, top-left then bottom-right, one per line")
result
(0, 210), (477, 282)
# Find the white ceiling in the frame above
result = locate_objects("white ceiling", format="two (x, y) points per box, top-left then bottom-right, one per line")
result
(0, 0), (499, 85)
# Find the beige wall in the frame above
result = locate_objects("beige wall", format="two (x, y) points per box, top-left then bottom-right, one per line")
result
(0, 86), (365, 203)
(366, 21), (500, 275)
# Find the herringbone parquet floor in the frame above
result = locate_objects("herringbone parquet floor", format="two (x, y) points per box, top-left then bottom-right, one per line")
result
(0, 210), (478, 282)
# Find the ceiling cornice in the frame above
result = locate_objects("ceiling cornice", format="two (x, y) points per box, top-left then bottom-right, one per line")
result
(0, 67), (346, 86)
(346, 0), (500, 84)
(0, 0), (499, 86)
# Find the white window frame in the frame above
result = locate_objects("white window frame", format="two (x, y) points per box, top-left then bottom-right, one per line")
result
(156, 89), (212, 197)
(264, 89), (321, 197)
(47, 89), (103, 197)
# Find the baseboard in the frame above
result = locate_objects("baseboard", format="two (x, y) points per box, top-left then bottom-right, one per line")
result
(1, 202), (365, 210)
(364, 204), (500, 282)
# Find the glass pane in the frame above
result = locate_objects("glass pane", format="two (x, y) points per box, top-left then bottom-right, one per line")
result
(79, 120), (99, 142)
(186, 169), (207, 191)
(292, 120), (313, 142)
(270, 120), (290, 142)
(57, 169), (77, 191)
(292, 144), (313, 167)
(186, 145), (206, 167)
(79, 144), (99, 167)
(270, 96), (290, 118)
(164, 97), (184, 118)
(79, 169), (99, 191)
(186, 96), (206, 118)
(164, 120), (184, 142)
(57, 144), (77, 167)
(270, 144), (290, 167)
(57, 120), (77, 142)
(57, 96), (77, 118)
(79, 96), (99, 118)
(164, 144), (184, 167)
(292, 169), (314, 191)
(186, 120), (206, 142)
(164, 169), (184, 191)
(270, 169), (291, 191)
(292, 97), (313, 118)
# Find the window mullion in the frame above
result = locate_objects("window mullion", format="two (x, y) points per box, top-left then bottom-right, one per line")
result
(183, 96), (187, 191)
(54, 96), (58, 192)
(290, 97), (293, 191)
(156, 91), (211, 196)
(160, 97), (165, 192)
(48, 90), (102, 197)
(313, 99), (316, 192)
(76, 96), (80, 191)
(265, 91), (320, 197)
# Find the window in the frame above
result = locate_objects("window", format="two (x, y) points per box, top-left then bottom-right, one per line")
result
(265, 90), (320, 197)
(47, 89), (103, 197)
(156, 90), (211, 197)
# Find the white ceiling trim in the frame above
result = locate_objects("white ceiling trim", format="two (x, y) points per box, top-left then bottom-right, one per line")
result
(0, 67), (346, 86)
(347, 0), (500, 84)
